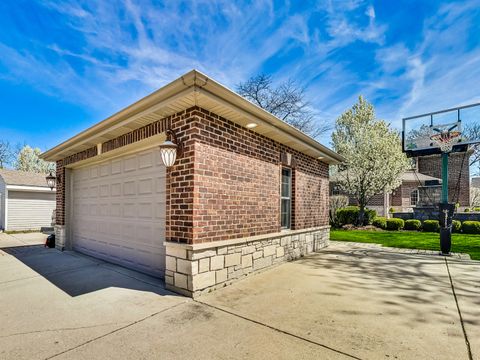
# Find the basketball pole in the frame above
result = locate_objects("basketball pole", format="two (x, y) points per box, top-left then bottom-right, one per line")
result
(441, 152), (448, 203)
(440, 152), (452, 255)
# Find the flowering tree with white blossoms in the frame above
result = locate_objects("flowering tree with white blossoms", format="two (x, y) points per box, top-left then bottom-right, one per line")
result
(332, 96), (409, 224)
(15, 145), (54, 174)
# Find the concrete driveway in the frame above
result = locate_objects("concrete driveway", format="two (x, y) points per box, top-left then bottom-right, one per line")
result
(0, 236), (478, 360)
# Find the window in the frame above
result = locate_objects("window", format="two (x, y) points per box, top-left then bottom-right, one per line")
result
(332, 185), (341, 196)
(410, 189), (419, 206)
(281, 168), (292, 229)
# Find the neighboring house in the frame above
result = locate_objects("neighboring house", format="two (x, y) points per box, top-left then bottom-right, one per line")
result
(41, 70), (343, 297)
(470, 176), (480, 189)
(331, 152), (470, 215)
(0, 169), (56, 231)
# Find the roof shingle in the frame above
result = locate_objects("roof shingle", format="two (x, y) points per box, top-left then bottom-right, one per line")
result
(0, 169), (51, 188)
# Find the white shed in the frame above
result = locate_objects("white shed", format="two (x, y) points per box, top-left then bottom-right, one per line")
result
(0, 169), (56, 231)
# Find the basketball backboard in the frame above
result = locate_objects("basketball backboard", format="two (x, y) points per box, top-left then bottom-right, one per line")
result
(402, 102), (480, 157)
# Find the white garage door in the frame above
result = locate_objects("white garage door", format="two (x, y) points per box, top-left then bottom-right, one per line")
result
(8, 191), (56, 231)
(72, 148), (166, 277)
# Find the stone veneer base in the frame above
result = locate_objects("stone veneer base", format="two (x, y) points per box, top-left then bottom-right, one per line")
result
(164, 226), (330, 298)
(54, 225), (66, 251)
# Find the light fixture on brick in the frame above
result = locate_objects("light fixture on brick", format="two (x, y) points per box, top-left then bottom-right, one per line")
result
(246, 122), (257, 129)
(45, 171), (57, 190)
(159, 129), (182, 167)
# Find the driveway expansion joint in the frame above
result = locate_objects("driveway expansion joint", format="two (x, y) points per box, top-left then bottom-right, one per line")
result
(445, 258), (473, 360)
(44, 301), (188, 359)
(195, 300), (363, 360)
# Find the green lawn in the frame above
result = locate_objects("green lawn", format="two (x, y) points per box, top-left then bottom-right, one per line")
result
(330, 229), (480, 260)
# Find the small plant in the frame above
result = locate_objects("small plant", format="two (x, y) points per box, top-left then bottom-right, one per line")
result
(452, 220), (462, 233)
(423, 220), (440, 232)
(464, 208), (471, 213)
(389, 207), (395, 213)
(372, 217), (387, 229)
(404, 219), (422, 231)
(386, 218), (404, 231)
(462, 221), (480, 234)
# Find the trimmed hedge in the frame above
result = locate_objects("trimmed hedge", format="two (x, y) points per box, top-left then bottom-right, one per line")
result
(386, 218), (404, 231)
(404, 219), (422, 231)
(452, 220), (462, 233)
(462, 221), (480, 234)
(336, 206), (377, 226)
(423, 220), (440, 233)
(372, 217), (387, 229)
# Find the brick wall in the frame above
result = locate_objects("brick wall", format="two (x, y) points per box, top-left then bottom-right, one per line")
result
(418, 153), (470, 206)
(293, 167), (329, 229)
(55, 160), (65, 225)
(189, 107), (329, 244)
(55, 106), (330, 245)
(193, 141), (280, 243)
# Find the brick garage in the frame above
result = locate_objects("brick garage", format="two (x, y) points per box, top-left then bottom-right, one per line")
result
(42, 70), (343, 297)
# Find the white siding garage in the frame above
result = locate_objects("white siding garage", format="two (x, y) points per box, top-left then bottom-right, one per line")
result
(0, 169), (56, 231)
(7, 191), (56, 231)
(71, 148), (166, 278)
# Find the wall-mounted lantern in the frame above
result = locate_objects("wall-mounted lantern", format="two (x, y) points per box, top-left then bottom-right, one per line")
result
(159, 129), (182, 168)
(45, 171), (59, 190)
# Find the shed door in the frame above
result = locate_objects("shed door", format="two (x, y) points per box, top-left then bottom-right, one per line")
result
(7, 191), (55, 231)
(71, 148), (166, 277)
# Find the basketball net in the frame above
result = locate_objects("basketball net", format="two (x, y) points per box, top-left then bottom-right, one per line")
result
(430, 131), (461, 153)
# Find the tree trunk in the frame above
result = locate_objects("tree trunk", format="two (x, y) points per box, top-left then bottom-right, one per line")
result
(358, 204), (366, 226)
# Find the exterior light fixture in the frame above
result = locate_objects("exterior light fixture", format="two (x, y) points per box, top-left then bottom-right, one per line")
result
(246, 122), (258, 129)
(159, 129), (182, 168)
(46, 171), (57, 190)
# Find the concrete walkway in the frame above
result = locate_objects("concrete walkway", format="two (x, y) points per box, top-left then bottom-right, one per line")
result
(0, 240), (477, 359)
(0, 232), (47, 248)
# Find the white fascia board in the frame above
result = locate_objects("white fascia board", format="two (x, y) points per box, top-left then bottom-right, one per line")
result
(6, 185), (55, 193)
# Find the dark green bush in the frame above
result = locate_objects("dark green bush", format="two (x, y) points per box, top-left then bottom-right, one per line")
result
(452, 220), (462, 233)
(364, 208), (377, 225)
(474, 207), (480, 212)
(372, 217), (387, 229)
(423, 220), (440, 232)
(336, 207), (358, 226)
(404, 219), (422, 231)
(464, 208), (471, 213)
(462, 221), (480, 234)
(336, 207), (377, 226)
(386, 218), (404, 231)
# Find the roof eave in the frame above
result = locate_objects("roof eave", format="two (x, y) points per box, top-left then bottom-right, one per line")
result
(41, 70), (344, 165)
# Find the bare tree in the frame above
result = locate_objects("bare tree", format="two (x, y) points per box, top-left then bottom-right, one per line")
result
(236, 74), (330, 138)
(463, 123), (480, 175)
(0, 141), (14, 169)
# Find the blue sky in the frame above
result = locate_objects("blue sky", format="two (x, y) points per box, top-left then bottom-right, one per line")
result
(1, 0), (480, 151)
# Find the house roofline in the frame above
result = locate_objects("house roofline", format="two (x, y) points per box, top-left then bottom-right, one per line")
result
(41, 70), (344, 164)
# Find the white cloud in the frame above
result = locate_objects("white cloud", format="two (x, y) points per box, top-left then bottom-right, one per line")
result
(1, 0), (479, 146)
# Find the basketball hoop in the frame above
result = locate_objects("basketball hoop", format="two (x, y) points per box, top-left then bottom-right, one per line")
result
(430, 130), (461, 153)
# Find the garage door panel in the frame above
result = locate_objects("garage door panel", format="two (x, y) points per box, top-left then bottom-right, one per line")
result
(138, 151), (154, 169)
(72, 148), (166, 277)
(111, 159), (122, 174)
